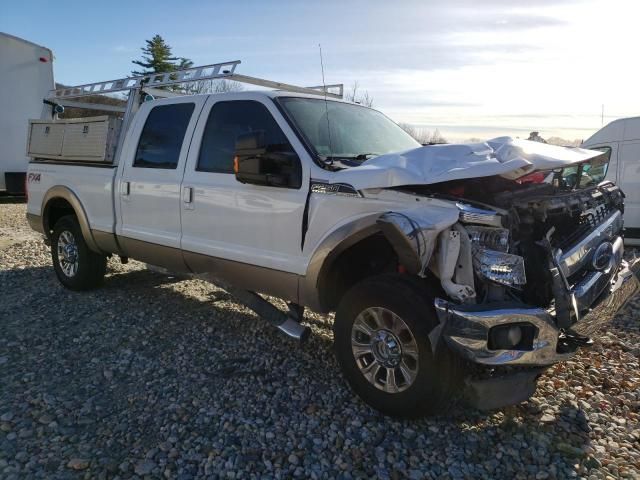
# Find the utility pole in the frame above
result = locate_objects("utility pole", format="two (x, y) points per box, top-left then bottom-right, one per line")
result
(601, 104), (604, 126)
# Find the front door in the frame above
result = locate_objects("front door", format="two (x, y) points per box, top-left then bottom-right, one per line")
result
(180, 95), (310, 292)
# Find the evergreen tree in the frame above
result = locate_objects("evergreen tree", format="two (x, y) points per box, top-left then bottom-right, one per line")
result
(132, 35), (189, 75)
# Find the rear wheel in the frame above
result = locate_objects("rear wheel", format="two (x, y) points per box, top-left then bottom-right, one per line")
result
(334, 274), (460, 417)
(51, 215), (106, 290)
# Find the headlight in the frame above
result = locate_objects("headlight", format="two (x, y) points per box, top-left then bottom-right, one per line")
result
(465, 226), (510, 252)
(472, 247), (527, 287)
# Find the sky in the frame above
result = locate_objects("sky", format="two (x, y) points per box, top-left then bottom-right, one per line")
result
(2, 0), (638, 142)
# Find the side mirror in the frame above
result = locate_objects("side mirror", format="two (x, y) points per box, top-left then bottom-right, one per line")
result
(234, 131), (301, 189)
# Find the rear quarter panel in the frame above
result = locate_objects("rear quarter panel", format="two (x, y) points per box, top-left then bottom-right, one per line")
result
(27, 163), (116, 233)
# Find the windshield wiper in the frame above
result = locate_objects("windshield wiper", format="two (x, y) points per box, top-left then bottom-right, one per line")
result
(321, 153), (380, 162)
(354, 153), (380, 160)
(319, 153), (381, 170)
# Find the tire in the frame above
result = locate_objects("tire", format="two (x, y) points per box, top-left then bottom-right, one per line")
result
(334, 273), (461, 417)
(51, 215), (107, 290)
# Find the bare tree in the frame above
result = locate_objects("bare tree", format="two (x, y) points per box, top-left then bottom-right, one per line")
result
(344, 81), (373, 107)
(398, 122), (433, 145)
(178, 78), (244, 95)
(429, 129), (447, 144)
(196, 79), (245, 94)
(545, 136), (583, 147)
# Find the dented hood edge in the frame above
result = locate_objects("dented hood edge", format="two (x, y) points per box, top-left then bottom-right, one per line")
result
(332, 136), (604, 190)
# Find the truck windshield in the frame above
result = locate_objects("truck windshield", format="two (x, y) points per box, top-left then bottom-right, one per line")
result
(278, 97), (420, 162)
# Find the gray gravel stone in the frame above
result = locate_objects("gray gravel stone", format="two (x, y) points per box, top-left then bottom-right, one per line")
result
(67, 458), (89, 470)
(0, 412), (13, 422)
(135, 459), (157, 476)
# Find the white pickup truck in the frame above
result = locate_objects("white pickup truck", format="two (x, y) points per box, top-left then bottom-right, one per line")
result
(25, 64), (639, 417)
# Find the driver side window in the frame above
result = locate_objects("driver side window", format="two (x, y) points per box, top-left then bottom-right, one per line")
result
(197, 100), (294, 173)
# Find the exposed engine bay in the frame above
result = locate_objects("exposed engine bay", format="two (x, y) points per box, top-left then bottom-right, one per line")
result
(418, 175), (624, 307)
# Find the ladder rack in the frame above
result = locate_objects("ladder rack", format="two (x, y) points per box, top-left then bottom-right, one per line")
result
(48, 60), (343, 100)
(43, 59), (344, 168)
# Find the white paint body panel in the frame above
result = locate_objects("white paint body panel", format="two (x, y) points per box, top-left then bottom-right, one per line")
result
(26, 164), (116, 233)
(0, 33), (54, 191)
(583, 116), (640, 236)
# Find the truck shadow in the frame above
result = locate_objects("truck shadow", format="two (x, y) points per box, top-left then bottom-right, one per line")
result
(0, 263), (599, 477)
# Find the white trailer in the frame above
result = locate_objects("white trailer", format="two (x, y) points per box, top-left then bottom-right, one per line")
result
(582, 117), (640, 245)
(0, 32), (54, 194)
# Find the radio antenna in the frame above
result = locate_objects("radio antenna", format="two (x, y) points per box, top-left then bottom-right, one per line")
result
(319, 44), (333, 163)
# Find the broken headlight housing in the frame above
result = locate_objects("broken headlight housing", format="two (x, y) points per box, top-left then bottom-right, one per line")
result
(458, 205), (526, 288)
(465, 225), (526, 287)
(465, 226), (510, 253)
(472, 248), (527, 287)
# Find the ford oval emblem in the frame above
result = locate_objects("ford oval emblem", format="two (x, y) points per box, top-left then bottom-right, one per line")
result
(592, 242), (613, 271)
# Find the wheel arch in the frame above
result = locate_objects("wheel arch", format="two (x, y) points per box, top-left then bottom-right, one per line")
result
(41, 186), (100, 253)
(300, 214), (399, 313)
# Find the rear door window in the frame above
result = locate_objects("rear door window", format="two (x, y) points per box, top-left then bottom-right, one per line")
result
(133, 103), (195, 169)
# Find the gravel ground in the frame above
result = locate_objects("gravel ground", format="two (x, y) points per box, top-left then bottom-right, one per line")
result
(1, 202), (639, 480)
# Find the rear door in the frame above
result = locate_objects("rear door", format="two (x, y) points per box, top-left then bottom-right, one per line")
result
(180, 95), (310, 277)
(116, 97), (204, 270)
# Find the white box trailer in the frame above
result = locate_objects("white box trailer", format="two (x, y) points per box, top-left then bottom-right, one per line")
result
(0, 32), (54, 194)
(582, 117), (640, 245)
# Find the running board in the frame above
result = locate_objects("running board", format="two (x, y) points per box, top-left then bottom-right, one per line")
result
(223, 286), (310, 342)
(193, 271), (310, 342)
(145, 265), (311, 342)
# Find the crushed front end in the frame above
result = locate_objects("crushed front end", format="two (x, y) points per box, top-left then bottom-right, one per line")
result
(394, 176), (639, 409)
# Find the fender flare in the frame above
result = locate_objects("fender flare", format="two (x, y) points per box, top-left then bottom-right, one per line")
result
(41, 185), (101, 253)
(300, 214), (383, 312)
(300, 205), (462, 312)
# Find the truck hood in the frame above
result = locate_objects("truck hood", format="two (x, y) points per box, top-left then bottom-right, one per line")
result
(332, 136), (604, 190)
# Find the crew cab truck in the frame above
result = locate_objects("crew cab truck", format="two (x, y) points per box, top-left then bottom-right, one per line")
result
(25, 62), (640, 417)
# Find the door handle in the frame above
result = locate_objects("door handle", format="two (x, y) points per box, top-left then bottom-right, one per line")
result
(183, 186), (193, 204)
(121, 181), (130, 196)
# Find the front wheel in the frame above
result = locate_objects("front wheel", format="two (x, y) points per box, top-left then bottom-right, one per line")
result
(333, 274), (461, 417)
(51, 215), (107, 290)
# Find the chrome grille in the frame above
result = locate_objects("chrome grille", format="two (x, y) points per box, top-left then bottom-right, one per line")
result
(558, 210), (623, 279)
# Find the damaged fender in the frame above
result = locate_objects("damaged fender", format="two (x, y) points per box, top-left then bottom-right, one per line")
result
(376, 207), (475, 303)
(376, 206), (458, 276)
(431, 227), (476, 303)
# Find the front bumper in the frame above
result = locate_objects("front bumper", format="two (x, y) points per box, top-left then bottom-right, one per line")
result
(435, 258), (639, 367)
